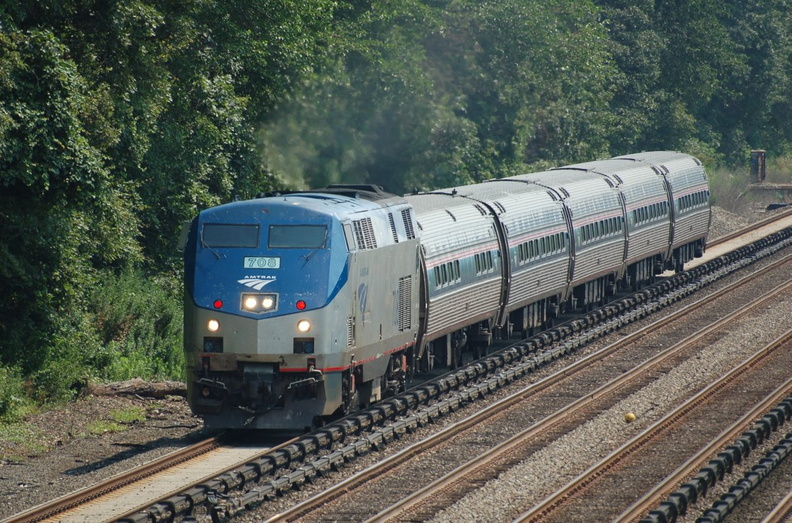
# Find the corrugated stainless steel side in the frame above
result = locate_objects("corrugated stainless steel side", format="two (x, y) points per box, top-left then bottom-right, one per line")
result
(407, 193), (503, 340)
(517, 169), (626, 284)
(461, 180), (571, 310)
(509, 256), (569, 306)
(615, 150), (711, 252)
(626, 222), (670, 265)
(672, 208), (710, 247)
(610, 164), (671, 263)
(663, 159), (711, 248)
(573, 238), (625, 283)
(424, 279), (502, 339)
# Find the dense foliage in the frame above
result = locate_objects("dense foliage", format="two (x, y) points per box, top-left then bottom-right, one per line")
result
(2, 0), (792, 418)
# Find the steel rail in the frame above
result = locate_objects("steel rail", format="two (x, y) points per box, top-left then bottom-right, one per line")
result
(5, 437), (221, 523)
(516, 328), (792, 523)
(614, 380), (792, 522)
(9, 212), (792, 523)
(709, 206), (792, 246)
(761, 487), (792, 523)
(363, 273), (792, 521)
(129, 217), (792, 521)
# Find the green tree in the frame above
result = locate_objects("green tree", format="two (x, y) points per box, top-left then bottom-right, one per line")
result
(265, 0), (450, 193)
(0, 1), (336, 401)
(653, 0), (747, 158)
(265, 0), (615, 193)
(596, 0), (665, 153)
(718, 0), (792, 159)
(0, 28), (140, 386)
(435, 0), (614, 168)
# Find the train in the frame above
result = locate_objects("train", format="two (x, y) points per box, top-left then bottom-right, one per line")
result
(182, 151), (711, 431)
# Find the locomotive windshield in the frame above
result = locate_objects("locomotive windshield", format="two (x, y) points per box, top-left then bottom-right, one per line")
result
(269, 225), (327, 248)
(202, 224), (260, 248)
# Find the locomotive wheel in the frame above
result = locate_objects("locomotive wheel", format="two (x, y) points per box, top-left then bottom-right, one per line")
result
(340, 371), (359, 415)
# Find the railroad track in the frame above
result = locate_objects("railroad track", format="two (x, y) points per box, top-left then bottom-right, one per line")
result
(763, 488), (792, 522)
(695, 206), (792, 263)
(6, 436), (288, 523)
(267, 253), (792, 522)
(518, 335), (792, 523)
(7, 209), (792, 523)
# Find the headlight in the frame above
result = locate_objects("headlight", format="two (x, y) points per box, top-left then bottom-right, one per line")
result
(207, 319), (220, 332)
(297, 319), (312, 333)
(241, 293), (278, 313)
(244, 296), (258, 310)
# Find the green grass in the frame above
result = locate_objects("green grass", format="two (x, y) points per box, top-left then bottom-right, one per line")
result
(110, 406), (147, 424)
(0, 423), (51, 462)
(85, 406), (148, 435)
(706, 154), (792, 212)
(85, 420), (127, 435)
(765, 155), (792, 184)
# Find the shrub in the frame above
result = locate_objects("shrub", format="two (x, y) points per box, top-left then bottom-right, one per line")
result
(29, 311), (105, 404)
(89, 269), (185, 382)
(0, 366), (34, 423)
(9, 268), (184, 409)
(707, 165), (754, 211)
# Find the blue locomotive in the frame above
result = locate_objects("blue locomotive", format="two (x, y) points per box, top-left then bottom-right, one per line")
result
(183, 151), (710, 431)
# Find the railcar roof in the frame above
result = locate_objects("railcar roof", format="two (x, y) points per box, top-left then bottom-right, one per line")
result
(616, 151), (700, 166)
(524, 168), (608, 185)
(405, 191), (486, 214)
(456, 179), (551, 200)
(202, 189), (408, 221)
(565, 158), (659, 179)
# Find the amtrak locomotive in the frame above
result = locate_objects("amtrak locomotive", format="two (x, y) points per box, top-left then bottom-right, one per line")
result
(183, 151), (710, 431)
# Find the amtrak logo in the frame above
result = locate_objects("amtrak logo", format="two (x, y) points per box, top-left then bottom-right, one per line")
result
(238, 277), (276, 290)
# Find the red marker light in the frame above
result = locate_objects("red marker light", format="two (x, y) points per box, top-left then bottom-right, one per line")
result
(213, 299), (223, 309)
(296, 300), (307, 310)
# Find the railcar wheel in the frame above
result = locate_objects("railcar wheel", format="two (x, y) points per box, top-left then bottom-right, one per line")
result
(383, 355), (406, 397)
(451, 343), (463, 369)
(340, 370), (359, 415)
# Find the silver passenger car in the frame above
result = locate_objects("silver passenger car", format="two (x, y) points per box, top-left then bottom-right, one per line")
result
(566, 157), (672, 288)
(618, 151), (710, 271)
(469, 180), (571, 335)
(406, 192), (504, 367)
(511, 169), (626, 309)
